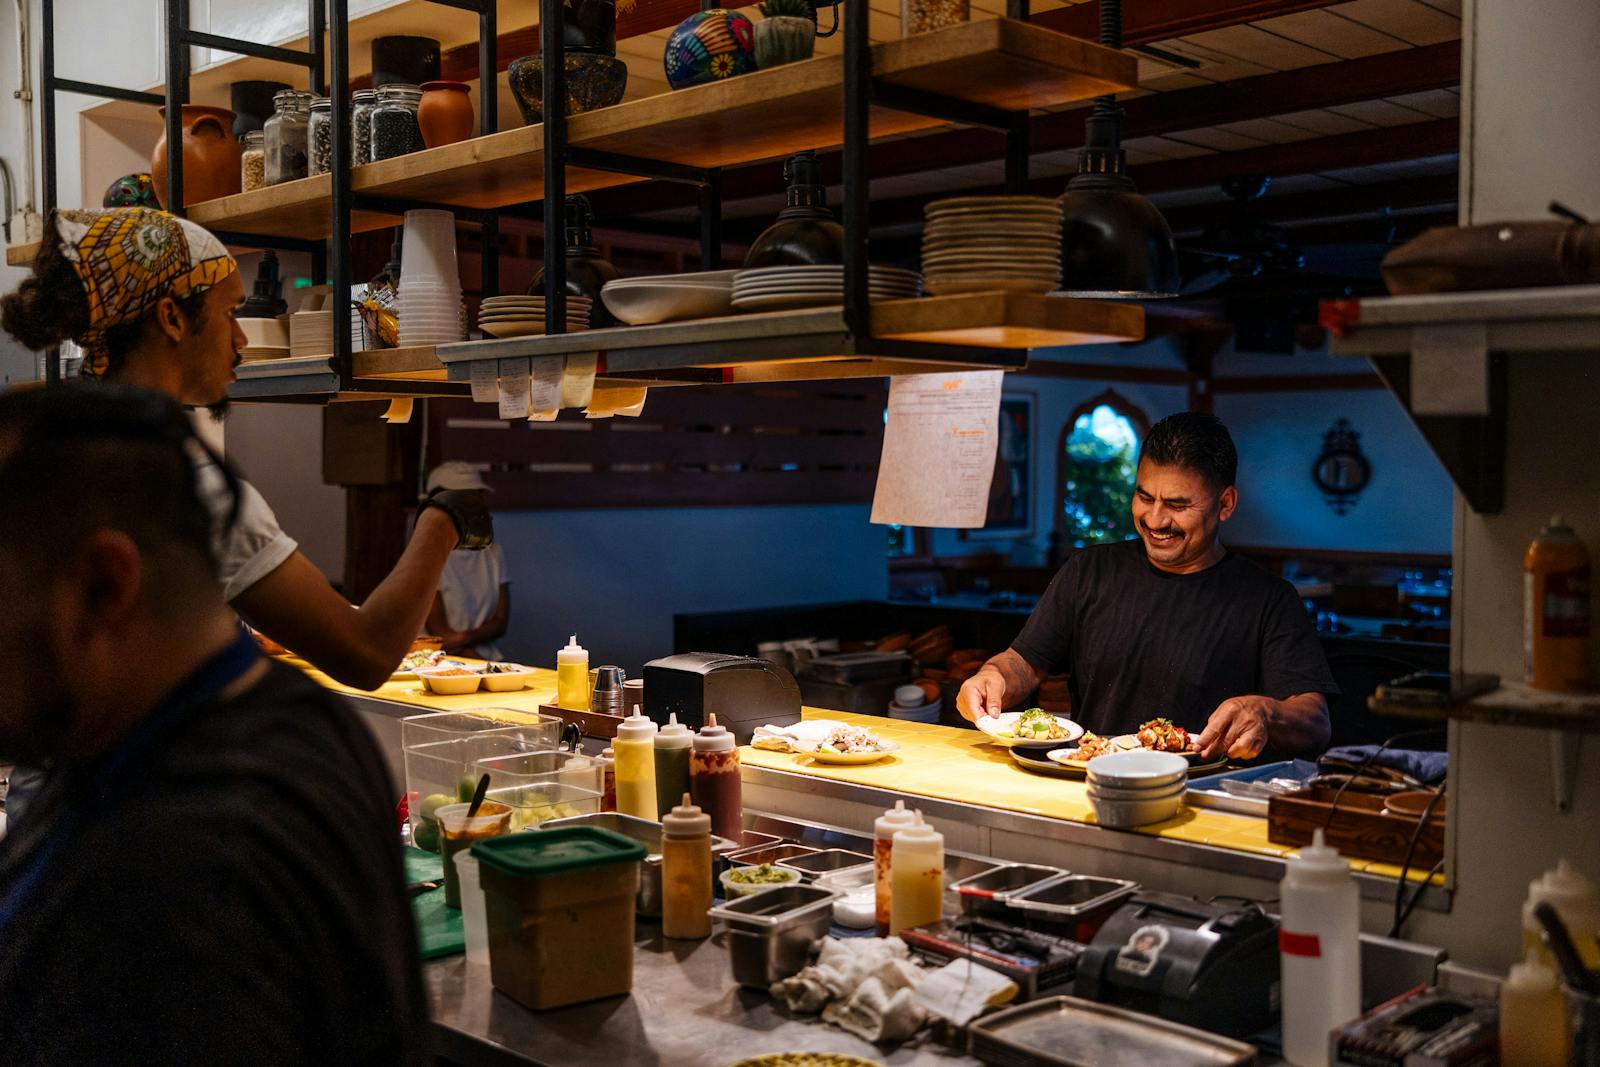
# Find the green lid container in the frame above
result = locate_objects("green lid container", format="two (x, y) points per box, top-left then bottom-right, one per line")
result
(472, 825), (646, 878)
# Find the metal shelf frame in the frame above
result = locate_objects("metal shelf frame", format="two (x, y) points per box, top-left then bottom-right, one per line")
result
(39, 0), (1045, 398)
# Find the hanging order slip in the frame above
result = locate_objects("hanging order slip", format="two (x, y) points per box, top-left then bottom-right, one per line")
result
(870, 370), (1004, 529)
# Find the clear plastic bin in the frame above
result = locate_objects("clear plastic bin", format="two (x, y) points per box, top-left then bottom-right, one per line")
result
(475, 749), (606, 830)
(402, 711), (562, 841)
(474, 826), (646, 1010)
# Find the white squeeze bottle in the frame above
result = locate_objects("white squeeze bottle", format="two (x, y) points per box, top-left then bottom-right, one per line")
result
(874, 801), (920, 937)
(1500, 950), (1570, 1067)
(1522, 858), (1600, 971)
(556, 634), (589, 711)
(889, 816), (944, 937)
(1279, 830), (1361, 1067)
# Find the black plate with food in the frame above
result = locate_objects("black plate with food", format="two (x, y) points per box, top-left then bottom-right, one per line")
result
(1011, 744), (1232, 779)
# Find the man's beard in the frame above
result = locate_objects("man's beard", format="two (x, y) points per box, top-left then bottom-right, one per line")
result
(206, 399), (230, 421)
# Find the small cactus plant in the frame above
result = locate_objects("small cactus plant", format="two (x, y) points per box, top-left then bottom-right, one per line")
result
(759, 0), (812, 18)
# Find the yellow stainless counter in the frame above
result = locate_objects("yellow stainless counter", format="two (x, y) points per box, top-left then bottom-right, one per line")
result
(741, 709), (1437, 884)
(290, 659), (1434, 886)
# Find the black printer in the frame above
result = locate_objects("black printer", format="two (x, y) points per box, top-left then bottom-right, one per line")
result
(1074, 892), (1280, 1038)
(642, 652), (801, 744)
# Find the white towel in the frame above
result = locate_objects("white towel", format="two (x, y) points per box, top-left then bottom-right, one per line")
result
(750, 719), (850, 753)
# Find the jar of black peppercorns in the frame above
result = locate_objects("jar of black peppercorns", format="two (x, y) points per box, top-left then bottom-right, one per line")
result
(264, 89), (311, 185)
(308, 97), (333, 175)
(370, 84), (424, 162)
(351, 88), (376, 164)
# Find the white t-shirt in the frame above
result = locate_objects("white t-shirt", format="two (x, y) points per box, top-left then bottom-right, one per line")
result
(435, 543), (509, 660)
(194, 452), (299, 602)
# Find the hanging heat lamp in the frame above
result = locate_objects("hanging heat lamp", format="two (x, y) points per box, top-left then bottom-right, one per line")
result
(1054, 0), (1181, 298)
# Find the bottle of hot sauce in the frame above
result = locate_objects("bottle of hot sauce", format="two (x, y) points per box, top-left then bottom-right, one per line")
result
(873, 801), (919, 937)
(1524, 515), (1591, 692)
(689, 714), (742, 842)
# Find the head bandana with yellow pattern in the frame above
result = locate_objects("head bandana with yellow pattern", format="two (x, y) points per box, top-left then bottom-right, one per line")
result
(52, 207), (238, 374)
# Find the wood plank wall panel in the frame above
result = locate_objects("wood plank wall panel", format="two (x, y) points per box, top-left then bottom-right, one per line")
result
(425, 382), (887, 510)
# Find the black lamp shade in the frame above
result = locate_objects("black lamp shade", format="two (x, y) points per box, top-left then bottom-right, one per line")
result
(1057, 171), (1181, 298)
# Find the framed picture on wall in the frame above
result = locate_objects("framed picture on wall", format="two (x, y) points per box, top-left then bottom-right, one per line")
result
(972, 392), (1036, 537)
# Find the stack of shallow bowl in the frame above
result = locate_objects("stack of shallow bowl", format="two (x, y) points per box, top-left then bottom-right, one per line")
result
(921, 195), (1063, 295)
(601, 270), (738, 325)
(475, 295), (592, 339)
(1085, 750), (1188, 828)
(888, 683), (941, 723)
(730, 264), (921, 312)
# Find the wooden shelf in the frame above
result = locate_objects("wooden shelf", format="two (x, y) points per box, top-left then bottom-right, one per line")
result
(1369, 681), (1600, 734)
(433, 293), (1144, 383)
(229, 345), (448, 399)
(8, 18), (1133, 262)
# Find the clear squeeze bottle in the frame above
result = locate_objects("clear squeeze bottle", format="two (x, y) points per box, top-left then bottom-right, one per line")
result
(1279, 830), (1361, 1067)
(613, 713), (659, 821)
(889, 816), (943, 936)
(661, 793), (713, 940)
(598, 746), (616, 812)
(874, 800), (920, 937)
(654, 714), (694, 820)
(689, 714), (742, 843)
(557, 634), (590, 710)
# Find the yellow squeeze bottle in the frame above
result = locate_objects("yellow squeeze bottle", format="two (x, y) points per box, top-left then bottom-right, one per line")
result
(613, 713), (659, 821)
(890, 816), (944, 936)
(556, 634), (589, 711)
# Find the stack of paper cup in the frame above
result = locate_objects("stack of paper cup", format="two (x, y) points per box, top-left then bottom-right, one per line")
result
(399, 209), (465, 346)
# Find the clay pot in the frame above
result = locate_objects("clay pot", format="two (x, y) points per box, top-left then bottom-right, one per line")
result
(754, 16), (816, 69)
(507, 54), (628, 125)
(150, 105), (241, 208)
(664, 9), (756, 90)
(419, 81), (474, 147)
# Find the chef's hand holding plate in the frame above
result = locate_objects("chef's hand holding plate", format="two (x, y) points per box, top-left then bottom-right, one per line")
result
(1196, 696), (1273, 760)
(957, 667), (1007, 724)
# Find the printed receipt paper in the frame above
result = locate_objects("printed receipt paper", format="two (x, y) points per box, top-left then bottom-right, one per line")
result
(870, 370), (1003, 529)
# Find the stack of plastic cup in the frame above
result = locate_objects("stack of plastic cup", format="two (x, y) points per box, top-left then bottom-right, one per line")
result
(399, 209), (465, 346)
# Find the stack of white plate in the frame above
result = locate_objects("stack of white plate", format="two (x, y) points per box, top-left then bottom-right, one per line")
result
(888, 683), (941, 724)
(601, 270), (738, 325)
(1085, 750), (1189, 828)
(730, 264), (922, 312)
(399, 209), (465, 346)
(289, 310), (334, 357)
(476, 295), (593, 339)
(921, 196), (1063, 295)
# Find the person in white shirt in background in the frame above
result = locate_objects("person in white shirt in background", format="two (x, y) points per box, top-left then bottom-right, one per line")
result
(423, 462), (510, 661)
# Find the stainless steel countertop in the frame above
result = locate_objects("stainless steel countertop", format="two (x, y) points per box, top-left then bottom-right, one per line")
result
(424, 931), (979, 1067)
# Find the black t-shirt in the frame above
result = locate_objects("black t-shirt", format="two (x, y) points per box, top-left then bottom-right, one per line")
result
(1012, 539), (1338, 739)
(0, 660), (431, 1066)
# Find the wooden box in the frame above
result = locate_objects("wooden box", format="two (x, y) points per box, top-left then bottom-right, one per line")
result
(1268, 784), (1445, 869)
(539, 702), (625, 741)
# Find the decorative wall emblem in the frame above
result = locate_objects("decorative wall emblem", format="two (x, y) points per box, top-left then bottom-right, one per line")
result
(1312, 418), (1371, 515)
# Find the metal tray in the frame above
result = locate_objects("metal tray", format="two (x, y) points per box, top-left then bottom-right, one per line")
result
(1184, 759), (1319, 817)
(725, 842), (820, 867)
(540, 810), (740, 918)
(1007, 875), (1139, 919)
(708, 883), (839, 987)
(953, 863), (1068, 916)
(968, 995), (1258, 1066)
(776, 848), (873, 881)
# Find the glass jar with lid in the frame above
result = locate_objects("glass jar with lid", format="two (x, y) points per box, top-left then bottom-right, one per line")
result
(351, 88), (377, 164)
(263, 89), (311, 185)
(240, 130), (266, 192)
(370, 84), (425, 161)
(307, 97), (333, 175)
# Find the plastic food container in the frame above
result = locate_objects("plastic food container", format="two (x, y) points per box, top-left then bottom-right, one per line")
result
(721, 864), (803, 899)
(401, 711), (563, 843)
(473, 826), (646, 1010)
(709, 883), (840, 987)
(481, 666), (538, 693)
(416, 666), (485, 695)
(775, 848), (873, 882)
(540, 810), (739, 918)
(452, 852), (490, 965)
(475, 749), (606, 830)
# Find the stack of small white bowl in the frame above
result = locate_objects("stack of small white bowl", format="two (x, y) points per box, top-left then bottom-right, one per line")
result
(1084, 750), (1189, 828)
(921, 195), (1063, 295)
(398, 209), (465, 346)
(888, 684), (941, 723)
(475, 294), (592, 338)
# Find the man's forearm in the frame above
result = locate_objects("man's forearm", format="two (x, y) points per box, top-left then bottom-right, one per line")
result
(981, 648), (1044, 708)
(353, 510), (460, 661)
(1269, 693), (1331, 756)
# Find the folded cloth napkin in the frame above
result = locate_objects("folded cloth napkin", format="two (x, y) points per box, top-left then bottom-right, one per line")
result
(751, 720), (849, 753)
(771, 937), (928, 1035)
(1322, 745), (1448, 786)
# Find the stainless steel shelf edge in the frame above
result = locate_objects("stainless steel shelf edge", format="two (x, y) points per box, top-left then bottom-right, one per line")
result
(1330, 285), (1600, 357)
(229, 355), (339, 399)
(435, 308), (856, 364)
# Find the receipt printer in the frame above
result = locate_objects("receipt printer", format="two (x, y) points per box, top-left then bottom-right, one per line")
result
(1074, 892), (1280, 1038)
(643, 652), (801, 744)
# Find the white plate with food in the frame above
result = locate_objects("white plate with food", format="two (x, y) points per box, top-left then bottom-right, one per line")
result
(976, 708), (1084, 749)
(806, 724), (901, 765)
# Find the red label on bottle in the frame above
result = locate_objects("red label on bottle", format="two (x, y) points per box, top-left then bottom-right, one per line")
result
(1543, 567), (1591, 639)
(1279, 930), (1322, 958)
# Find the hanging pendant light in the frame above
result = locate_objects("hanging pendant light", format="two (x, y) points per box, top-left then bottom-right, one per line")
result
(1054, 0), (1180, 298)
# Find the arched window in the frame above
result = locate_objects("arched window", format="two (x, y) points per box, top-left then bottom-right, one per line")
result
(1058, 390), (1149, 548)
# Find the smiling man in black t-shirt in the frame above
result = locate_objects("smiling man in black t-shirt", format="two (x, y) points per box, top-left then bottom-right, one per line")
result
(958, 412), (1335, 760)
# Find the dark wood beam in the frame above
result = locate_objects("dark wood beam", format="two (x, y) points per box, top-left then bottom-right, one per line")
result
(1161, 174), (1459, 234)
(586, 41), (1460, 219)
(1033, 0), (1346, 44)
(1016, 362), (1192, 385)
(1210, 372), (1387, 392)
(1285, 210), (1455, 246)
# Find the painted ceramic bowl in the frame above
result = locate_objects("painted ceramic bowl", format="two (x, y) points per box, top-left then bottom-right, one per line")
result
(664, 9), (756, 91)
(508, 54), (628, 124)
(102, 172), (161, 209)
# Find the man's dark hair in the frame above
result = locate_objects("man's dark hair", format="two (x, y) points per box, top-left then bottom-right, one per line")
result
(1139, 411), (1238, 493)
(0, 384), (235, 589)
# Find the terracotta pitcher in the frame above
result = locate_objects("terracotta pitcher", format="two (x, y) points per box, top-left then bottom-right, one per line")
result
(419, 81), (474, 148)
(150, 105), (241, 208)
